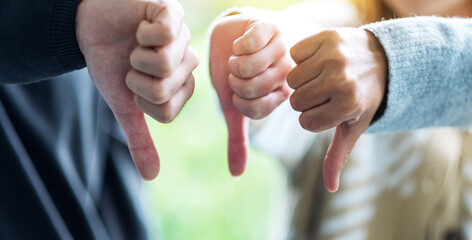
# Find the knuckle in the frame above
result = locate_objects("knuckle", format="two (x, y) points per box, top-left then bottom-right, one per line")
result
(242, 85), (257, 99)
(234, 97), (262, 119)
(238, 59), (253, 78)
(129, 49), (143, 70)
(246, 106), (263, 120)
(125, 71), (135, 88)
(286, 71), (298, 89)
(160, 23), (176, 43)
(289, 93), (302, 112)
(157, 105), (178, 123)
(299, 114), (323, 132)
(149, 82), (169, 104)
(158, 62), (173, 77)
(299, 114), (313, 131)
(241, 37), (255, 53)
(240, 78), (259, 99)
(183, 24), (191, 42)
(136, 25), (147, 43)
(154, 50), (174, 77)
(189, 48), (200, 69)
(323, 55), (346, 70)
(160, 112), (176, 123)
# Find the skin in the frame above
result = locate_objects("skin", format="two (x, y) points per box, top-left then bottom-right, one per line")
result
(288, 29), (387, 192)
(289, 0), (472, 192)
(209, 13), (386, 190)
(210, 0), (472, 192)
(210, 15), (291, 177)
(76, 0), (199, 180)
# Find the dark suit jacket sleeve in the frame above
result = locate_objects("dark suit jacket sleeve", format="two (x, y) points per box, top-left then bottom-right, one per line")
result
(0, 0), (86, 83)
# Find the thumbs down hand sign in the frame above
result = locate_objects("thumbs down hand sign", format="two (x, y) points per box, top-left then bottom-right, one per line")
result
(288, 28), (387, 192)
(76, 0), (198, 180)
(210, 14), (292, 177)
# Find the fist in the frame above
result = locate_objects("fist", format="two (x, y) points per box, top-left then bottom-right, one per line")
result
(210, 14), (291, 177)
(127, 4), (199, 123)
(76, 0), (199, 180)
(227, 18), (292, 119)
(288, 28), (387, 192)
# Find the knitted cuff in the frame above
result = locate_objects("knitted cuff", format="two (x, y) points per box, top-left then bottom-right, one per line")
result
(50, 0), (86, 73)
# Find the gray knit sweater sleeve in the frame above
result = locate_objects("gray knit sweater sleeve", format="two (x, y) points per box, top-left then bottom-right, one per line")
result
(361, 16), (472, 133)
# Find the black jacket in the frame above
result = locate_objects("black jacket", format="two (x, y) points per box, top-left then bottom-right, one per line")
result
(0, 1), (149, 239)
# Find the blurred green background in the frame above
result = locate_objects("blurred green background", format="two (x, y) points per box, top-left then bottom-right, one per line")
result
(144, 0), (302, 239)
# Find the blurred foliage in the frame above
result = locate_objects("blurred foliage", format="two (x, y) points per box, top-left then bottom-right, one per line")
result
(145, 0), (303, 239)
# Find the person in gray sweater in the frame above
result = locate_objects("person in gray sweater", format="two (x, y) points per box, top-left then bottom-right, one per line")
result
(210, 0), (472, 239)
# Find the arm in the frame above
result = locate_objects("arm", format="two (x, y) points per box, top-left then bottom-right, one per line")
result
(1, 0), (198, 180)
(76, 0), (198, 180)
(209, 0), (361, 176)
(286, 16), (472, 191)
(362, 16), (472, 132)
(0, 0), (85, 83)
(246, 0), (361, 164)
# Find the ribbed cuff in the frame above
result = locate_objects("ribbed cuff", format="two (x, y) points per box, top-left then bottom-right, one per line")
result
(50, 0), (86, 73)
(362, 17), (472, 133)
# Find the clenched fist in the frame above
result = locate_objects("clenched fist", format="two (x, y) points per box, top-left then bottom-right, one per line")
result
(288, 28), (387, 192)
(210, 14), (291, 177)
(76, 0), (199, 180)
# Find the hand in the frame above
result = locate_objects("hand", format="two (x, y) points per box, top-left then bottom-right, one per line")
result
(76, 0), (198, 180)
(210, 15), (291, 177)
(288, 28), (387, 192)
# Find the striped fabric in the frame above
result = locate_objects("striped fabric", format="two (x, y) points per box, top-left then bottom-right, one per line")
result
(252, 102), (471, 239)
(285, 129), (470, 240)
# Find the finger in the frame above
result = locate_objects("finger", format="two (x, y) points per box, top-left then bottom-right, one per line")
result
(134, 74), (195, 123)
(228, 56), (292, 99)
(287, 54), (324, 89)
(228, 34), (286, 79)
(138, 0), (184, 46)
(127, 46), (199, 104)
(233, 86), (290, 120)
(232, 20), (278, 56)
(210, 21), (251, 177)
(290, 30), (324, 64)
(114, 111), (159, 181)
(131, 26), (191, 78)
(289, 71), (330, 112)
(298, 101), (345, 132)
(323, 119), (369, 193)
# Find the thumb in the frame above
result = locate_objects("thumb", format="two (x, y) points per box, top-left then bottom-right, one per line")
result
(209, 19), (250, 177)
(224, 104), (249, 177)
(85, 57), (161, 181)
(323, 121), (367, 192)
(115, 111), (160, 181)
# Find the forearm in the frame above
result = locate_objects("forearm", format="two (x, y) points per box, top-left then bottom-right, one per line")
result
(0, 0), (85, 84)
(362, 16), (472, 132)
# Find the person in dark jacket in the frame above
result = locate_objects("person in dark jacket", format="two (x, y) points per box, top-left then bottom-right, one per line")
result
(0, 0), (198, 239)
